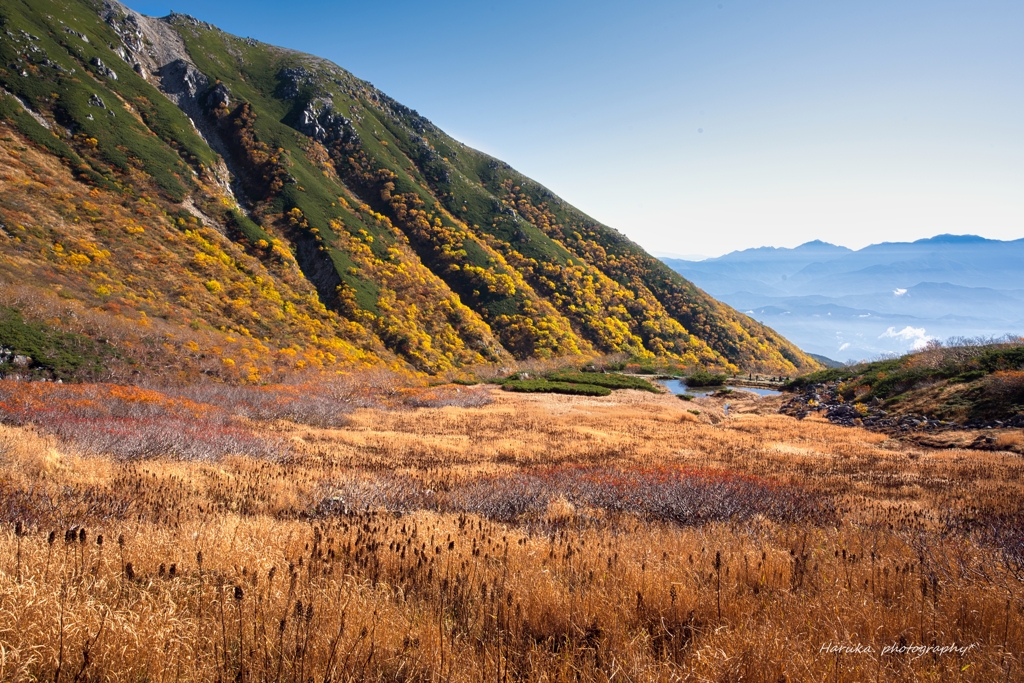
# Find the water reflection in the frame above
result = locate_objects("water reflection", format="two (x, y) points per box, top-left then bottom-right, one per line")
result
(657, 379), (781, 398)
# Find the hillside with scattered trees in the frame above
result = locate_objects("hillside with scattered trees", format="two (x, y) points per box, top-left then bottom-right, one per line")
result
(0, 0), (818, 381)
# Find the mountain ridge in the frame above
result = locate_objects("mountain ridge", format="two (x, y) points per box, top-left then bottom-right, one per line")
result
(0, 0), (817, 381)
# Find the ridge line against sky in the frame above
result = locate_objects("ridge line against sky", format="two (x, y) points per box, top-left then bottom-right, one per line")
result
(659, 233), (1024, 261)
(127, 0), (1024, 257)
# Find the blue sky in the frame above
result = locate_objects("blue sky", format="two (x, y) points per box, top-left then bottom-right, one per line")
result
(128, 0), (1024, 257)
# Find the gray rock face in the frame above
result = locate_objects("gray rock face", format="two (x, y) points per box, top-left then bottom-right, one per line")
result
(207, 82), (230, 110)
(826, 404), (858, 421)
(102, 3), (145, 55)
(39, 58), (65, 73)
(0, 347), (32, 369)
(63, 27), (89, 43)
(96, 0), (245, 211)
(88, 93), (105, 108)
(278, 66), (315, 100)
(90, 56), (118, 80)
(296, 98), (360, 146)
(158, 59), (208, 99)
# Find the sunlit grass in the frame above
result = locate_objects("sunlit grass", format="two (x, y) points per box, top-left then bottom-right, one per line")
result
(0, 380), (1021, 681)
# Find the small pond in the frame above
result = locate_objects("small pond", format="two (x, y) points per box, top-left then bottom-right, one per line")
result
(657, 379), (782, 398)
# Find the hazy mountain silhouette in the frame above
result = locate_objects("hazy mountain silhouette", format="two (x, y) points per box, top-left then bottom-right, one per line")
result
(662, 235), (1024, 361)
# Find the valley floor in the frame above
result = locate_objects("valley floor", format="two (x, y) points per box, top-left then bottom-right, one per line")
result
(0, 383), (1022, 681)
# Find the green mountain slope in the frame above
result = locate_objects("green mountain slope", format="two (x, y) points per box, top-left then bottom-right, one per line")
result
(0, 0), (819, 378)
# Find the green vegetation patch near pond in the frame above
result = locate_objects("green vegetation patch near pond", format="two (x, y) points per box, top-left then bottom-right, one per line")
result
(547, 371), (660, 393)
(501, 380), (611, 397)
(685, 372), (729, 387)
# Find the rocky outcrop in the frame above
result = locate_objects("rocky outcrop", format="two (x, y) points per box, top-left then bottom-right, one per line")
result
(63, 27), (89, 43)
(780, 380), (1024, 432)
(89, 57), (118, 80)
(166, 11), (215, 30)
(296, 97), (360, 146)
(101, 3), (145, 69)
(206, 82), (230, 110)
(293, 235), (345, 311)
(99, 0), (248, 208)
(278, 66), (315, 100)
(157, 58), (208, 101)
(0, 348), (31, 369)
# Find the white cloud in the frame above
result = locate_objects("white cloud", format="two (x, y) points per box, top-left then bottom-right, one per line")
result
(879, 325), (934, 350)
(839, 342), (850, 351)
(893, 288), (908, 297)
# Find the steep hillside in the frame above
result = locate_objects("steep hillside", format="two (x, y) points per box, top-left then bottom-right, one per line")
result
(0, 0), (817, 379)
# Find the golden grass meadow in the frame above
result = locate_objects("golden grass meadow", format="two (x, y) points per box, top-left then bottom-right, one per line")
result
(0, 378), (1022, 682)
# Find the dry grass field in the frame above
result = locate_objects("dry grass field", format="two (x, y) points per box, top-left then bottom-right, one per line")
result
(0, 380), (1022, 681)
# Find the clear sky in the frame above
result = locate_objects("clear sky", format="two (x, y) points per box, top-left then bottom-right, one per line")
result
(128, 0), (1024, 257)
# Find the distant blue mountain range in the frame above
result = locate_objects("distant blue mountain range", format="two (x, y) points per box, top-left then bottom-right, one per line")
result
(662, 235), (1024, 362)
